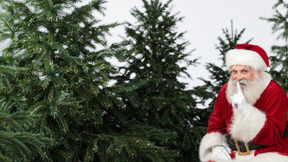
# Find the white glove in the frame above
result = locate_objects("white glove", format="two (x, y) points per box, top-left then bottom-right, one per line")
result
(212, 145), (232, 160)
(230, 81), (247, 115)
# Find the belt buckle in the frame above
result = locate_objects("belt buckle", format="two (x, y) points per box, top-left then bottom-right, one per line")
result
(234, 138), (251, 156)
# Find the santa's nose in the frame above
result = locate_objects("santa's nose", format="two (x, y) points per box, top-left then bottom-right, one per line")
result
(236, 74), (243, 81)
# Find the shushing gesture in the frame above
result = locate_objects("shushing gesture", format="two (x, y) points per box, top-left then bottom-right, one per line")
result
(230, 82), (247, 115)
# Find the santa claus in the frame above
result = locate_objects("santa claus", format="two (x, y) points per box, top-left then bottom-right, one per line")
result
(199, 44), (288, 162)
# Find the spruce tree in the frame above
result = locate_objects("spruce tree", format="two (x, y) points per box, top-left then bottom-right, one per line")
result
(0, 62), (51, 161)
(0, 0), (143, 161)
(114, 0), (201, 161)
(194, 21), (252, 114)
(0, 110), (51, 161)
(261, 0), (288, 93)
(0, 10), (51, 161)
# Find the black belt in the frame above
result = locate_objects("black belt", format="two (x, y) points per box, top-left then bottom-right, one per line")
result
(227, 136), (263, 155)
(283, 121), (288, 138)
(227, 122), (288, 155)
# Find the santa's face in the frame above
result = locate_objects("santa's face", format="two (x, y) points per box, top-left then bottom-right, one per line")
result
(230, 65), (258, 89)
(227, 65), (263, 105)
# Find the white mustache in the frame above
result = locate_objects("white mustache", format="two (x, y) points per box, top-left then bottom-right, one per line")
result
(233, 79), (248, 86)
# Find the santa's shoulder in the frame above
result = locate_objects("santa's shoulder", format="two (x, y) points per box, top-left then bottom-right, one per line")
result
(263, 80), (286, 97)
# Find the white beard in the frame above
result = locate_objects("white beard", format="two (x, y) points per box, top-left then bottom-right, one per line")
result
(226, 72), (270, 105)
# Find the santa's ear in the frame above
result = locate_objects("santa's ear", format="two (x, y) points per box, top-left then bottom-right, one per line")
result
(255, 70), (262, 78)
(257, 70), (261, 77)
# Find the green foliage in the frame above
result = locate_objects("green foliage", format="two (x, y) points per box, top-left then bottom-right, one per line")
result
(114, 0), (201, 161)
(0, 0), (134, 161)
(261, 0), (288, 93)
(0, 112), (52, 162)
(0, 0), (200, 161)
(0, 55), (52, 161)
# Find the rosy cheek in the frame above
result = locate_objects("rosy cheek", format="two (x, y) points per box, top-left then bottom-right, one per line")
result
(242, 75), (249, 81)
(231, 75), (236, 80)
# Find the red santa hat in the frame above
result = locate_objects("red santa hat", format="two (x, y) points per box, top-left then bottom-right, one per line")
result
(225, 44), (269, 71)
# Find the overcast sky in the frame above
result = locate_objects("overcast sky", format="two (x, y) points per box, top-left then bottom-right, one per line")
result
(0, 0), (281, 89)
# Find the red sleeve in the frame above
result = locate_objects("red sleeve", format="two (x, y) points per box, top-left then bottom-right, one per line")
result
(253, 81), (288, 145)
(207, 84), (230, 134)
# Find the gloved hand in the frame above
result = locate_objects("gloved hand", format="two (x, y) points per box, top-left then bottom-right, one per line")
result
(212, 145), (232, 160)
(230, 81), (247, 115)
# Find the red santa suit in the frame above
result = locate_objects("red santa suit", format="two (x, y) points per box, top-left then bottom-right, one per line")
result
(199, 44), (288, 162)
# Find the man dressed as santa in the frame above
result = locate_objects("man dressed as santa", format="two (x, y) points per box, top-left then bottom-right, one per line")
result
(199, 44), (288, 162)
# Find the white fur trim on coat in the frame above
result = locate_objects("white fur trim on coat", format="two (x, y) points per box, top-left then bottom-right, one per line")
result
(226, 49), (267, 71)
(229, 105), (266, 142)
(249, 152), (288, 162)
(199, 132), (227, 162)
(203, 152), (288, 162)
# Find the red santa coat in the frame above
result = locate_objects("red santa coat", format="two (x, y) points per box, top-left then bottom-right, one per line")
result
(199, 77), (288, 162)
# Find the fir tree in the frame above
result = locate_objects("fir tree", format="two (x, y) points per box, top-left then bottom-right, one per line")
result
(0, 27), (51, 161)
(0, 0), (142, 161)
(0, 61), (51, 161)
(261, 0), (288, 93)
(114, 0), (201, 161)
(194, 21), (252, 114)
(0, 111), (51, 161)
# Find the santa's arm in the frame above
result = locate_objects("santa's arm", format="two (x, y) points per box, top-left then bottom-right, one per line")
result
(199, 132), (228, 162)
(199, 86), (229, 161)
(229, 82), (287, 144)
(229, 104), (266, 142)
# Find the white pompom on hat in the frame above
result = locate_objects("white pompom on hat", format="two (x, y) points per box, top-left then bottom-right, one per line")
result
(225, 44), (269, 71)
